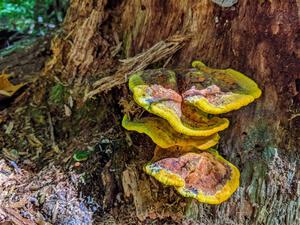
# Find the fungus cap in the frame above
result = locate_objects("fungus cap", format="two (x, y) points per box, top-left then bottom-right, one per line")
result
(122, 115), (220, 149)
(129, 69), (229, 136)
(144, 148), (240, 204)
(178, 61), (262, 114)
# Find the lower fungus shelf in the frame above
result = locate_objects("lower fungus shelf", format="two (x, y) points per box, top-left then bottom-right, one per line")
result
(144, 148), (240, 204)
(122, 115), (220, 149)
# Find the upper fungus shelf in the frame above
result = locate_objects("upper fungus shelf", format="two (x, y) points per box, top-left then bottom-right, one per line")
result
(129, 69), (229, 137)
(182, 60), (262, 114)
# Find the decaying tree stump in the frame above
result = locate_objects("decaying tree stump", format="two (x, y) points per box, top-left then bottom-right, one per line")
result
(44, 0), (300, 224)
(1, 0), (299, 224)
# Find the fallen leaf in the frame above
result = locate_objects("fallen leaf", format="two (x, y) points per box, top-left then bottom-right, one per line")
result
(73, 151), (90, 162)
(0, 74), (25, 99)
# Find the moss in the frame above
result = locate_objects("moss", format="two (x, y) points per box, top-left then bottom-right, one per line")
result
(63, 98), (111, 137)
(49, 83), (66, 104)
(238, 148), (283, 206)
(132, 9), (146, 45)
(74, 99), (107, 123)
(123, 32), (132, 58)
(0, 38), (37, 58)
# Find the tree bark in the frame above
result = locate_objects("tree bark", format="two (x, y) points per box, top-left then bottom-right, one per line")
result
(46, 0), (299, 224)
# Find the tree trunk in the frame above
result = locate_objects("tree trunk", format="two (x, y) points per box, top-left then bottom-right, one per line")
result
(44, 0), (300, 224)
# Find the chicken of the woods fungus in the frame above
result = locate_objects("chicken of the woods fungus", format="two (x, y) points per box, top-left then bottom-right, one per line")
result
(122, 61), (261, 204)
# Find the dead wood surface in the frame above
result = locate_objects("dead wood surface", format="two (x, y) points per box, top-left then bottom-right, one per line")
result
(0, 0), (299, 225)
(0, 36), (51, 78)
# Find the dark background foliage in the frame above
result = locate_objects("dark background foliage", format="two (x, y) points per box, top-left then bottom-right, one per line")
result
(0, 0), (68, 48)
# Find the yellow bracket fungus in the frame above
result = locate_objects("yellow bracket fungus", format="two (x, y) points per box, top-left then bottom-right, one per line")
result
(144, 147), (240, 204)
(122, 61), (261, 204)
(179, 61), (262, 114)
(122, 115), (220, 149)
(129, 69), (229, 136)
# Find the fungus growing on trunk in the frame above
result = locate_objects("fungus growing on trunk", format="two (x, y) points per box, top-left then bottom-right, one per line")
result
(129, 69), (229, 136)
(122, 61), (261, 204)
(144, 147), (240, 204)
(179, 61), (262, 114)
(122, 115), (219, 149)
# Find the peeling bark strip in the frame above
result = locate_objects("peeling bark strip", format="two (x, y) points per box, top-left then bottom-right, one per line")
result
(84, 34), (189, 100)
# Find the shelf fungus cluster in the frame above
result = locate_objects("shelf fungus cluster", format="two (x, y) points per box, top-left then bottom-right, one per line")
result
(122, 61), (261, 204)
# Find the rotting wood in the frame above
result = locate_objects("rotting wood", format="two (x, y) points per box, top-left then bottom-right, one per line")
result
(0, 0), (299, 224)
(0, 36), (51, 77)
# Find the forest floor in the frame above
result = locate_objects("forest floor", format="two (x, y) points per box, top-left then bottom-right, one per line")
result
(0, 36), (191, 225)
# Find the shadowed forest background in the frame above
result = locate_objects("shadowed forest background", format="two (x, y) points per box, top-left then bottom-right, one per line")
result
(0, 0), (299, 225)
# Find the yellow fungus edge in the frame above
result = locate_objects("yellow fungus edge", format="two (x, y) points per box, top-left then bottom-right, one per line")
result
(129, 73), (230, 136)
(144, 149), (240, 204)
(189, 60), (262, 114)
(122, 115), (220, 149)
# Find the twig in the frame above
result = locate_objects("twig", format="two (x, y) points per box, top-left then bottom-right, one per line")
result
(47, 112), (56, 147)
(288, 113), (300, 121)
